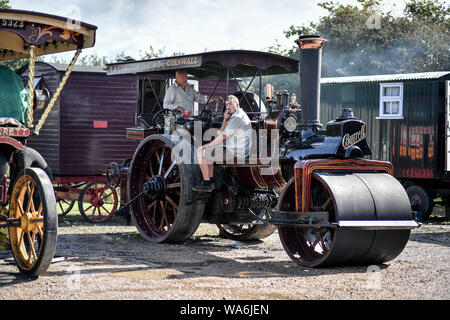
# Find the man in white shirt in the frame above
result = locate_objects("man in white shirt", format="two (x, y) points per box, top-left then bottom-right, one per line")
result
(163, 70), (222, 114)
(193, 95), (252, 192)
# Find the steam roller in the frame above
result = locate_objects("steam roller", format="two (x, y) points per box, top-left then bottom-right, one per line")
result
(271, 35), (419, 267)
(277, 171), (414, 267)
(106, 35), (419, 268)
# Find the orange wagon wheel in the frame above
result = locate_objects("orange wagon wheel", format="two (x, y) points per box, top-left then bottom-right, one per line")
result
(9, 168), (57, 276)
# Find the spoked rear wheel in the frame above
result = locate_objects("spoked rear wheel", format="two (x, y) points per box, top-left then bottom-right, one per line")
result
(9, 168), (57, 276)
(128, 134), (205, 243)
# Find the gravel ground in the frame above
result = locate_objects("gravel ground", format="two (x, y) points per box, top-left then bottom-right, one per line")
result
(0, 212), (448, 301)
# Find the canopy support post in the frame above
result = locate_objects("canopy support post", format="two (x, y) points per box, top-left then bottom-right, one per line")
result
(230, 68), (253, 111)
(26, 45), (36, 128)
(34, 49), (82, 135)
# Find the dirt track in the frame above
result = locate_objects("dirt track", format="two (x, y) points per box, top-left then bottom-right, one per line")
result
(0, 212), (449, 301)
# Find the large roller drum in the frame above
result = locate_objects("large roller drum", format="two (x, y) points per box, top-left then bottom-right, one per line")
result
(128, 134), (205, 243)
(278, 172), (413, 267)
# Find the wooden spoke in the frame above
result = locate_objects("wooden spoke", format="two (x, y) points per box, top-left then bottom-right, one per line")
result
(17, 200), (25, 216)
(26, 232), (37, 262)
(159, 200), (168, 229)
(310, 234), (321, 249)
(165, 195), (179, 211)
(321, 197), (332, 210)
(18, 229), (25, 248)
(57, 201), (65, 212)
(166, 182), (181, 189)
(147, 200), (157, 212)
(316, 229), (325, 251)
(38, 225), (44, 238)
(101, 192), (115, 202)
(155, 151), (161, 166)
(26, 180), (36, 213)
(152, 200), (157, 221)
(101, 206), (111, 215)
(37, 202), (43, 217)
(148, 160), (155, 177)
(83, 203), (94, 213)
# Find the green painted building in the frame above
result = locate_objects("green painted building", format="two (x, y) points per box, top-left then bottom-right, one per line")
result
(320, 71), (450, 217)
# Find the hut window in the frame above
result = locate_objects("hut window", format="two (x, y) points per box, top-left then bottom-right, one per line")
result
(378, 83), (403, 119)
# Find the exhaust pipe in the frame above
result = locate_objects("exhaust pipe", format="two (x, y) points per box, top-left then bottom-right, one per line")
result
(295, 35), (327, 140)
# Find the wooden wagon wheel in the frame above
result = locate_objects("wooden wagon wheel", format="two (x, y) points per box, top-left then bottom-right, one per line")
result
(8, 168), (57, 276)
(128, 134), (205, 243)
(78, 181), (118, 223)
(54, 183), (79, 217)
(56, 197), (75, 216)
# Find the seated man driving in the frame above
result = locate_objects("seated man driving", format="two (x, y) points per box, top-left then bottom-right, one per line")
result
(193, 95), (252, 192)
(163, 69), (222, 115)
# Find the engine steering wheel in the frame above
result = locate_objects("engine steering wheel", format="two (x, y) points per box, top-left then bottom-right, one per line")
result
(151, 109), (177, 131)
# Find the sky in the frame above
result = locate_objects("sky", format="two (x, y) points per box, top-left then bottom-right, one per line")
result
(9, 0), (407, 61)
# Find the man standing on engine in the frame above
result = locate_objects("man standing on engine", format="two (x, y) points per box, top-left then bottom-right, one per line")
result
(163, 69), (223, 115)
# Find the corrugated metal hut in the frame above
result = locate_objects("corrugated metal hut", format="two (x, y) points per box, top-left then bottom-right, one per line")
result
(320, 71), (450, 217)
(18, 62), (139, 176)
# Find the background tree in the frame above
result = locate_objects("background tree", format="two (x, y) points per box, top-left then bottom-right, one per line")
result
(0, 0), (10, 8)
(247, 0), (449, 99)
(278, 0), (450, 76)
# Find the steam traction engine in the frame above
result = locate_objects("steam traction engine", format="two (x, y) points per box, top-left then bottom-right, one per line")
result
(108, 36), (419, 267)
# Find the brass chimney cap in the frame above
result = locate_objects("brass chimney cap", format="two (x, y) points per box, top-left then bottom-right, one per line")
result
(295, 35), (327, 49)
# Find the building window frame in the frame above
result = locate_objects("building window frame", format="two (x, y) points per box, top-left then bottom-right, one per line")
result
(377, 82), (404, 119)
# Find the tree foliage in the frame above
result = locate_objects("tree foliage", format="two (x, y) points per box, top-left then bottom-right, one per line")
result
(0, 0), (10, 8)
(139, 45), (184, 59)
(250, 0), (449, 99)
(270, 0), (449, 77)
(43, 47), (185, 66)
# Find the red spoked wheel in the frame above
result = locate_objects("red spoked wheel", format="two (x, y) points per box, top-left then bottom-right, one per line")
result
(78, 181), (118, 223)
(128, 134), (205, 243)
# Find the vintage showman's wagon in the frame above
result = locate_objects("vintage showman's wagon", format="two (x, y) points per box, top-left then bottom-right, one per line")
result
(0, 9), (96, 275)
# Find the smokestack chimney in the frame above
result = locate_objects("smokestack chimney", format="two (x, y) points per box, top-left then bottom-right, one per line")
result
(295, 35), (327, 139)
